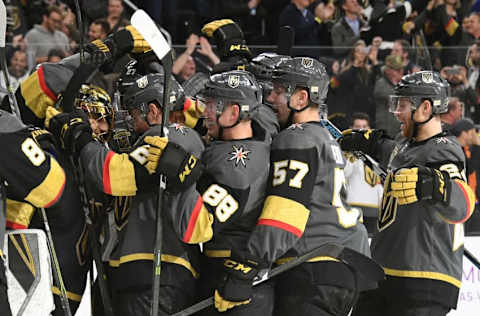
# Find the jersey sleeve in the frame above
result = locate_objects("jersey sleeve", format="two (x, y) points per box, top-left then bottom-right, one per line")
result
(0, 131), (65, 208)
(247, 133), (318, 264)
(167, 171), (251, 244)
(80, 140), (155, 196)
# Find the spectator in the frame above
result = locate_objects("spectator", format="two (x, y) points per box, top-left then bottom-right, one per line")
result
(450, 118), (480, 235)
(88, 19), (111, 42)
(24, 5), (70, 69)
(391, 39), (420, 74)
(0, 50), (29, 100)
(279, 0), (335, 49)
(440, 64), (478, 119)
(47, 48), (66, 63)
(343, 112), (383, 235)
(106, 0), (129, 33)
(262, 0), (291, 44)
(172, 34), (219, 84)
(334, 40), (378, 120)
(331, 0), (368, 58)
(467, 40), (480, 122)
(440, 96), (464, 130)
(374, 54), (404, 137)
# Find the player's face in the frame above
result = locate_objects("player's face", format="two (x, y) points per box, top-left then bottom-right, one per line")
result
(129, 108), (149, 133)
(352, 118), (370, 129)
(393, 98), (414, 138)
(268, 83), (290, 127)
(205, 99), (221, 138)
(89, 117), (109, 140)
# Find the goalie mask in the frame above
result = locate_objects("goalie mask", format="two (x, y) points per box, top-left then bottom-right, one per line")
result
(74, 85), (114, 142)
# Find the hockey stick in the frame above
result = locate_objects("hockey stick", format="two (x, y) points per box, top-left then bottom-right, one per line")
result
(131, 9), (173, 316)
(40, 207), (72, 316)
(464, 248), (480, 270)
(0, 0), (21, 117)
(172, 243), (384, 316)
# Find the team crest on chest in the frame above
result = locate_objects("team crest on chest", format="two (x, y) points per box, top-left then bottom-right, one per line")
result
(227, 75), (240, 88)
(228, 145), (251, 167)
(170, 123), (187, 135)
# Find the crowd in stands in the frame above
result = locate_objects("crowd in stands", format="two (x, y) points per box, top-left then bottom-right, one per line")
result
(2, 0), (480, 228)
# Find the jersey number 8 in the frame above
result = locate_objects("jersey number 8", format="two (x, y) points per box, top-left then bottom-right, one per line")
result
(21, 138), (46, 166)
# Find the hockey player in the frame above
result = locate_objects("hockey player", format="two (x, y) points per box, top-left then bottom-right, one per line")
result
(147, 70), (273, 315)
(0, 110), (66, 316)
(340, 71), (475, 316)
(46, 72), (205, 315)
(244, 57), (371, 316)
(343, 113), (383, 235)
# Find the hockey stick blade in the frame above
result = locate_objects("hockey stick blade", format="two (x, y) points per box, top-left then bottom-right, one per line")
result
(172, 243), (378, 316)
(131, 9), (170, 61)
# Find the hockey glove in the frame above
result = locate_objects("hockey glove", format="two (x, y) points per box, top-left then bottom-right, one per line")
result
(215, 252), (266, 312)
(45, 106), (93, 154)
(391, 167), (451, 205)
(339, 129), (385, 157)
(201, 19), (252, 60)
(144, 136), (203, 192)
(85, 25), (151, 65)
(183, 98), (205, 129)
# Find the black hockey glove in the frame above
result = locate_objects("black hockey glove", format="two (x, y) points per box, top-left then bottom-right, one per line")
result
(202, 19), (252, 61)
(339, 129), (386, 157)
(391, 167), (451, 205)
(215, 252), (266, 312)
(144, 136), (203, 192)
(45, 106), (93, 154)
(85, 25), (151, 66)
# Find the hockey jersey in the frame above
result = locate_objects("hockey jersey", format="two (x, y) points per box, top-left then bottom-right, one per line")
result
(374, 132), (475, 308)
(0, 110), (65, 252)
(247, 121), (370, 289)
(81, 123), (205, 290)
(168, 121), (270, 256)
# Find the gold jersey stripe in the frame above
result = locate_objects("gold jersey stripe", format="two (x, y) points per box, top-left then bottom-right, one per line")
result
(204, 250), (232, 258)
(383, 267), (461, 288)
(20, 68), (55, 119)
(258, 195), (310, 237)
(445, 18), (459, 36)
(108, 253), (199, 278)
(276, 256), (340, 265)
(105, 153), (137, 196)
(25, 158), (65, 208)
(52, 286), (83, 302)
(6, 199), (35, 228)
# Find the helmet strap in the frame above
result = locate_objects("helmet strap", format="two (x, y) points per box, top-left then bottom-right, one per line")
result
(411, 109), (434, 138)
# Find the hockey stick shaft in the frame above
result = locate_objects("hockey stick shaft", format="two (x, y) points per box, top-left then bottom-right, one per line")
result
(130, 10), (172, 316)
(40, 207), (72, 316)
(172, 243), (348, 316)
(464, 248), (480, 270)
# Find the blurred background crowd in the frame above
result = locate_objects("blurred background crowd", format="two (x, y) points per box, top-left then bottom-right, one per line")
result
(1, 0), (480, 229)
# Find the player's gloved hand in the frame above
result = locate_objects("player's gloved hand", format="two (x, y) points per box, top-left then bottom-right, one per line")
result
(45, 106), (93, 154)
(339, 129), (385, 156)
(85, 25), (151, 65)
(214, 252), (266, 312)
(144, 136), (203, 192)
(202, 19), (251, 60)
(391, 167), (451, 205)
(182, 98), (205, 129)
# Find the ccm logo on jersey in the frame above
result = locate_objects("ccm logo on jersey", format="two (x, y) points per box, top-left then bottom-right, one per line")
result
(224, 259), (252, 274)
(179, 155), (198, 183)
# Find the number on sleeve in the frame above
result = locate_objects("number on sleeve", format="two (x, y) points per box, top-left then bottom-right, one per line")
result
(21, 138), (46, 166)
(203, 184), (239, 222)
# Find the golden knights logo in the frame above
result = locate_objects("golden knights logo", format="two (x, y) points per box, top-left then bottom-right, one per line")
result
(227, 75), (240, 88)
(421, 71), (433, 83)
(378, 172), (398, 231)
(228, 145), (250, 167)
(136, 76), (148, 89)
(301, 57), (314, 68)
